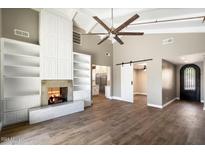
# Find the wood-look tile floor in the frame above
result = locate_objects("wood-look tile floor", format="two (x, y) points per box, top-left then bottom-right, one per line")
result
(1, 95), (205, 145)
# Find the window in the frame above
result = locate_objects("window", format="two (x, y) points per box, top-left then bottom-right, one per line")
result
(184, 67), (196, 90)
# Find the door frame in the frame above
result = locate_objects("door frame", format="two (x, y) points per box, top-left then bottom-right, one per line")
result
(180, 64), (200, 102)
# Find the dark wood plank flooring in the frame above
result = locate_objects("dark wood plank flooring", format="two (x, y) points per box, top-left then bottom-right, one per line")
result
(1, 95), (205, 145)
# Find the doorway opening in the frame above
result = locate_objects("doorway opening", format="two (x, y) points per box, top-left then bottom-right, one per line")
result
(92, 65), (111, 98)
(180, 64), (200, 102)
(133, 63), (148, 104)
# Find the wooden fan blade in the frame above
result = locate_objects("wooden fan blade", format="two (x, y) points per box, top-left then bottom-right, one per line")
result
(117, 32), (144, 35)
(202, 17), (205, 23)
(93, 16), (111, 32)
(114, 35), (124, 45)
(113, 14), (139, 33)
(97, 35), (110, 45)
(81, 33), (109, 35)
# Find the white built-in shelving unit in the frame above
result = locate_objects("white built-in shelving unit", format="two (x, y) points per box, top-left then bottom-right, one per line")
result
(0, 38), (41, 126)
(73, 52), (92, 107)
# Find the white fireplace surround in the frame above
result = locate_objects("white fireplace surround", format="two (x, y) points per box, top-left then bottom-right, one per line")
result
(41, 80), (73, 106)
(28, 80), (84, 124)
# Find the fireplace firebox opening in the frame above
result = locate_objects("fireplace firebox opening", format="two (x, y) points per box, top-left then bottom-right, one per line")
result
(48, 87), (68, 105)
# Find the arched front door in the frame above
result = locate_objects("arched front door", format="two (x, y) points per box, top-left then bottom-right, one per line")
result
(180, 64), (200, 102)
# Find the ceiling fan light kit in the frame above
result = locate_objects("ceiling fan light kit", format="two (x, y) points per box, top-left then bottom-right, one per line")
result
(85, 9), (144, 45)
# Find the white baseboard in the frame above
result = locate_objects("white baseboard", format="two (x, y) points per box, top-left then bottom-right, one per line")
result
(134, 92), (147, 95)
(176, 97), (180, 100)
(148, 97), (177, 109)
(201, 100), (204, 103)
(204, 107), (205, 111)
(147, 103), (163, 109)
(163, 97), (178, 108)
(107, 96), (112, 99)
(111, 96), (123, 101)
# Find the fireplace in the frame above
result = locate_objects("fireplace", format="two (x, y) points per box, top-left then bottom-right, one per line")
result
(41, 80), (73, 106)
(48, 87), (68, 105)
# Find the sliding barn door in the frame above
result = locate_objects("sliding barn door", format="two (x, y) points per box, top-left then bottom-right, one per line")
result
(121, 64), (134, 103)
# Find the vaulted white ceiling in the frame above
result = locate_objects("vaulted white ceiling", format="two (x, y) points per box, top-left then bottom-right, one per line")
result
(58, 8), (205, 34)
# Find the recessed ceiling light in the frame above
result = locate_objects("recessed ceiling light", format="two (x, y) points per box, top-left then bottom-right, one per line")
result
(105, 52), (111, 56)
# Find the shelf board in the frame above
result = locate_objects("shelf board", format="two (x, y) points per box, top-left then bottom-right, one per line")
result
(73, 76), (90, 79)
(4, 52), (40, 59)
(74, 68), (90, 72)
(74, 85), (90, 88)
(74, 84), (90, 86)
(2, 37), (40, 47)
(4, 64), (40, 69)
(74, 67), (90, 71)
(73, 90), (89, 92)
(4, 75), (40, 79)
(73, 60), (90, 65)
(73, 90), (90, 92)
(4, 90), (40, 99)
(4, 93), (40, 99)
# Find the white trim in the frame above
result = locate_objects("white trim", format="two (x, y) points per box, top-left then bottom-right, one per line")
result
(111, 96), (134, 103)
(134, 92), (147, 95)
(147, 103), (163, 109)
(147, 97), (178, 109)
(201, 100), (204, 103)
(204, 106), (205, 111)
(111, 96), (123, 101)
(163, 97), (177, 108)
(176, 97), (180, 100)
(107, 96), (112, 99)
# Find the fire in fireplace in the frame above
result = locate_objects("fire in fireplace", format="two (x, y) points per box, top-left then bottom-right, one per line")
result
(48, 87), (68, 105)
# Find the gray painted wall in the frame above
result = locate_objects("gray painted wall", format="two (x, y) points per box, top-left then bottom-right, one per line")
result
(133, 69), (147, 94)
(73, 26), (113, 67)
(113, 33), (205, 106)
(176, 62), (204, 102)
(162, 59), (176, 105)
(1, 8), (39, 44)
(147, 58), (163, 106)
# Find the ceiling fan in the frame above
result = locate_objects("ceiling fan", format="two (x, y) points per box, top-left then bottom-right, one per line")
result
(83, 9), (144, 45)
